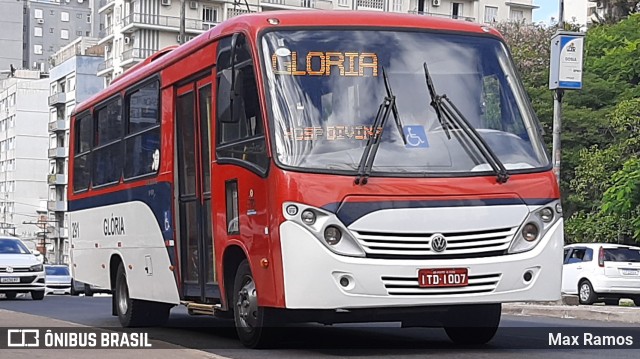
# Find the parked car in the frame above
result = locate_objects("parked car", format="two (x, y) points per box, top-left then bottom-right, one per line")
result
(562, 243), (640, 305)
(44, 265), (72, 295)
(0, 236), (46, 300)
(70, 278), (111, 296)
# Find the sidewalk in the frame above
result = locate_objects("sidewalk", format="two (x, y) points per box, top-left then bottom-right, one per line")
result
(503, 300), (640, 324)
(0, 309), (224, 359)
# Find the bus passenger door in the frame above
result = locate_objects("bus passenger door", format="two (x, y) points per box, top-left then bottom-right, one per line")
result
(176, 79), (216, 302)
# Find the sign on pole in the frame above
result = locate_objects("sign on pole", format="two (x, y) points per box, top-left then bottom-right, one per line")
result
(549, 31), (585, 90)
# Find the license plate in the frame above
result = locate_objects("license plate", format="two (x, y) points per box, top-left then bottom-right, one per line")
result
(621, 269), (639, 276)
(418, 268), (468, 288)
(0, 277), (20, 283)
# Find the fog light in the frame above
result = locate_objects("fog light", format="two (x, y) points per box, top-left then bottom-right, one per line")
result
(523, 271), (533, 282)
(285, 205), (298, 216)
(301, 210), (316, 225)
(539, 207), (554, 223)
(555, 203), (563, 214)
(339, 276), (350, 287)
(324, 226), (342, 245)
(522, 223), (539, 242)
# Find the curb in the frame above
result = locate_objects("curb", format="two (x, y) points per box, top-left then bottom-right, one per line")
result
(503, 303), (640, 324)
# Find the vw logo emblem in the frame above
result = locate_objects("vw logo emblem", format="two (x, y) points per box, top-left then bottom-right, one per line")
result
(430, 234), (447, 253)
(6, 266), (13, 273)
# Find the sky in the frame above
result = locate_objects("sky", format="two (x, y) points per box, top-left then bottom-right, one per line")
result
(533, 0), (560, 23)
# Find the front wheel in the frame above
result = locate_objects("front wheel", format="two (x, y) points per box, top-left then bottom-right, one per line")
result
(4, 291), (17, 300)
(84, 284), (94, 297)
(114, 263), (170, 327)
(233, 259), (277, 348)
(31, 290), (45, 300)
(444, 304), (501, 345)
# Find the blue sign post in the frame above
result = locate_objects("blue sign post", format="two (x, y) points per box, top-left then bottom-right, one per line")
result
(548, 30), (585, 186)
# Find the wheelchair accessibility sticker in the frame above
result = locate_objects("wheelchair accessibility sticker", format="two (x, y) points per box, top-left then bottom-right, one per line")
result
(403, 126), (429, 148)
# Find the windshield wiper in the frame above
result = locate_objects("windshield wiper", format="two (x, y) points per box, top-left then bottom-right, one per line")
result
(355, 67), (407, 185)
(422, 62), (509, 184)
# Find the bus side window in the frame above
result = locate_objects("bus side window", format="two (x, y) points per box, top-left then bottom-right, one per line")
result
(73, 114), (92, 192)
(215, 34), (268, 173)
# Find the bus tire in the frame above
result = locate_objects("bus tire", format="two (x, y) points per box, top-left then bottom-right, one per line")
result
(444, 303), (501, 345)
(84, 284), (94, 297)
(233, 259), (276, 348)
(115, 263), (170, 327)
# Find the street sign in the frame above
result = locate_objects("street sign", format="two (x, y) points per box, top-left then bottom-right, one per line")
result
(549, 31), (585, 90)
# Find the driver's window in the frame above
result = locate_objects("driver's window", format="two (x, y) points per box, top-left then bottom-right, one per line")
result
(215, 34), (268, 172)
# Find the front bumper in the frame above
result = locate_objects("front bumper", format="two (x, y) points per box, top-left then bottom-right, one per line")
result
(45, 285), (71, 295)
(279, 219), (563, 309)
(591, 276), (640, 295)
(0, 272), (46, 293)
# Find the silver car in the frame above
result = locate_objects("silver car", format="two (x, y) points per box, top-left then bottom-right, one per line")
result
(45, 265), (72, 295)
(0, 236), (46, 300)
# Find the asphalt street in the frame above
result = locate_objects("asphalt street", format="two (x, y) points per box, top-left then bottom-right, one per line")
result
(1, 294), (640, 358)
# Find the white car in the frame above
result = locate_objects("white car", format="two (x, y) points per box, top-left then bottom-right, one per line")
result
(562, 243), (640, 305)
(45, 265), (72, 295)
(0, 236), (46, 300)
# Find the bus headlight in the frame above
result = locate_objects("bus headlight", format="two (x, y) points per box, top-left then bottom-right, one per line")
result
(324, 226), (342, 245)
(282, 202), (365, 257)
(508, 200), (562, 254)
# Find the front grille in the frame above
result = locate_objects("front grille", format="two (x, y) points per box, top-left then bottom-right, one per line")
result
(381, 273), (501, 296)
(46, 284), (70, 289)
(0, 267), (31, 273)
(352, 227), (516, 259)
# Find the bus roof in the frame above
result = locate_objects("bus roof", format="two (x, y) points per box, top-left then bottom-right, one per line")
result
(74, 10), (502, 115)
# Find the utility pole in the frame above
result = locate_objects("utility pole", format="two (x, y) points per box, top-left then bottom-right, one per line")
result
(552, 0), (565, 186)
(179, 0), (186, 45)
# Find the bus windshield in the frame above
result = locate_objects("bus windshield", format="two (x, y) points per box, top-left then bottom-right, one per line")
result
(261, 29), (549, 175)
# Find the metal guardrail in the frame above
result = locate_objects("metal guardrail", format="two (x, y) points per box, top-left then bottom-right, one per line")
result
(260, 0), (333, 10)
(409, 10), (475, 22)
(123, 13), (207, 31)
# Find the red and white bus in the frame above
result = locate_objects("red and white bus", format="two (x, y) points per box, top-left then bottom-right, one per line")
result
(68, 11), (563, 348)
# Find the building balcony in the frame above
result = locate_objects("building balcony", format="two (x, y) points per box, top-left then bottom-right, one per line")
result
(48, 147), (67, 158)
(97, 57), (114, 77)
(47, 174), (67, 185)
(260, 0), (333, 10)
(121, 13), (209, 34)
(99, 25), (114, 41)
(48, 200), (67, 212)
(49, 119), (69, 132)
(409, 11), (475, 22)
(98, 0), (116, 13)
(120, 48), (157, 68)
(48, 92), (68, 107)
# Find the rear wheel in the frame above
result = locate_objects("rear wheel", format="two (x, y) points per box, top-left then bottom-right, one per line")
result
(444, 304), (501, 345)
(4, 291), (17, 300)
(633, 296), (640, 307)
(233, 259), (277, 348)
(578, 280), (596, 305)
(114, 263), (170, 327)
(31, 290), (45, 300)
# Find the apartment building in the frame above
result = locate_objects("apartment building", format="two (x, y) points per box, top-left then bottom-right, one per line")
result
(0, 70), (50, 237)
(23, 0), (103, 73)
(96, 0), (538, 84)
(47, 37), (104, 264)
(0, 0), (24, 75)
